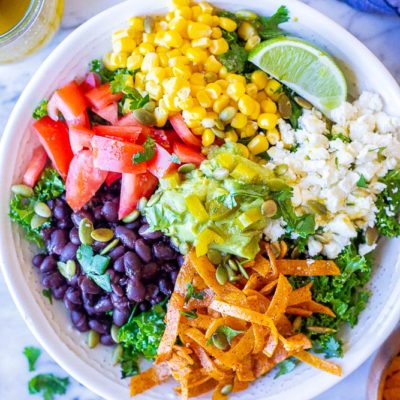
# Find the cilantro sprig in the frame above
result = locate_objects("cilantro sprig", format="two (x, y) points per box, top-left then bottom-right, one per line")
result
(133, 136), (156, 164)
(23, 346), (41, 372)
(28, 374), (70, 400)
(32, 99), (48, 120)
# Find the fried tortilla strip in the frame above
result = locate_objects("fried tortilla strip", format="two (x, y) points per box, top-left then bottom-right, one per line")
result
(205, 317), (225, 339)
(286, 307), (313, 317)
(383, 388), (400, 400)
(243, 289), (270, 312)
(182, 313), (215, 331)
(280, 334), (312, 353)
(130, 363), (171, 396)
(276, 259), (340, 276)
(243, 272), (265, 291)
(288, 282), (313, 306)
(232, 375), (249, 392)
(265, 243), (279, 278)
(252, 254), (271, 277)
(222, 327), (255, 369)
(175, 377), (217, 398)
(276, 314), (293, 337)
(298, 301), (336, 317)
(175, 257), (196, 294)
(386, 372), (400, 388)
(387, 356), (400, 376)
(260, 279), (279, 295)
(266, 274), (292, 322)
(294, 351), (342, 376)
(186, 288), (214, 310)
(254, 353), (276, 378)
(236, 355), (255, 382)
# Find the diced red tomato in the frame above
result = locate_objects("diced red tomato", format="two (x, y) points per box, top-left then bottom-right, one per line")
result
(32, 116), (74, 179)
(92, 125), (142, 142)
(67, 110), (90, 128)
(69, 125), (94, 154)
(150, 129), (180, 150)
(172, 141), (205, 166)
(118, 172), (158, 219)
(85, 83), (123, 110)
(91, 135), (147, 174)
(80, 72), (101, 93)
(117, 112), (151, 135)
(105, 171), (121, 186)
(22, 146), (48, 187)
(147, 144), (179, 179)
(169, 114), (201, 148)
(92, 102), (118, 125)
(47, 81), (88, 122)
(66, 149), (108, 211)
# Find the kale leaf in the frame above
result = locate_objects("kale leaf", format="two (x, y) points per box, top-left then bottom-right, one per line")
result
(34, 168), (65, 201)
(32, 99), (48, 120)
(23, 346), (41, 372)
(28, 373), (70, 400)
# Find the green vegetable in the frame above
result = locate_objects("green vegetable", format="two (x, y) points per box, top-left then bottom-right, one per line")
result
(375, 169), (400, 237)
(76, 245), (112, 292)
(217, 10), (239, 22)
(256, 5), (289, 40)
(326, 133), (351, 143)
(34, 168), (65, 202)
(185, 283), (205, 303)
(274, 357), (299, 378)
(180, 310), (198, 319)
(89, 59), (115, 83)
(216, 326), (244, 345)
(42, 289), (53, 304)
(28, 373), (69, 400)
(218, 43), (248, 74)
(118, 302), (166, 378)
(356, 174), (368, 188)
(23, 346), (41, 372)
(284, 89), (303, 129)
(133, 136), (156, 164)
(32, 99), (48, 120)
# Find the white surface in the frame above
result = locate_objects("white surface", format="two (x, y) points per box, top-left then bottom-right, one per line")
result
(0, 1), (399, 400)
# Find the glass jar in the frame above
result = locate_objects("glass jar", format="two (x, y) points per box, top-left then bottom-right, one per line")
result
(0, 0), (64, 64)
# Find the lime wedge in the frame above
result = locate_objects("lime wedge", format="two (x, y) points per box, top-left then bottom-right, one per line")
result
(249, 37), (347, 115)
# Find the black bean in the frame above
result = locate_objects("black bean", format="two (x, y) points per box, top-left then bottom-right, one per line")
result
(92, 240), (107, 253)
(135, 239), (152, 262)
(126, 279), (146, 302)
(83, 300), (96, 315)
(119, 276), (128, 286)
(107, 269), (119, 284)
(57, 219), (72, 230)
(162, 262), (177, 273)
(138, 302), (150, 312)
(111, 283), (124, 297)
(113, 308), (130, 326)
(41, 227), (54, 243)
(41, 271), (65, 289)
(115, 226), (137, 249)
(69, 227), (81, 245)
(93, 205), (104, 221)
(142, 262), (158, 280)
(100, 334), (115, 346)
(138, 224), (163, 240)
(150, 294), (164, 305)
(124, 252), (142, 278)
(170, 270), (178, 284)
(125, 220), (141, 230)
(89, 319), (110, 334)
(70, 310), (89, 332)
(153, 242), (177, 260)
(64, 297), (80, 311)
(145, 284), (159, 301)
(110, 293), (130, 310)
(177, 255), (185, 267)
(65, 287), (82, 305)
(32, 254), (45, 268)
(159, 278), (173, 296)
(39, 255), (57, 273)
(52, 285), (67, 300)
(108, 245), (126, 262)
(71, 210), (93, 227)
(101, 201), (119, 223)
(59, 242), (78, 262)
(113, 256), (125, 273)
(94, 296), (113, 313)
(47, 199), (56, 210)
(79, 276), (102, 294)
(53, 204), (68, 220)
(48, 229), (68, 255)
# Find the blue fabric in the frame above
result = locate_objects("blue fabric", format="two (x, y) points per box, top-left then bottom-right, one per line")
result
(342, 0), (400, 14)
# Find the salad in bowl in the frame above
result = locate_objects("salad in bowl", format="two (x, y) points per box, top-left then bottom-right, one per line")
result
(4, 0), (400, 398)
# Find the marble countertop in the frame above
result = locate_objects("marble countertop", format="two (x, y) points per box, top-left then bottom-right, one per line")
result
(0, 1), (398, 399)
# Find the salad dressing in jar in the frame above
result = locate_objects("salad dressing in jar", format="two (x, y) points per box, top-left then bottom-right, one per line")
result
(0, 0), (64, 63)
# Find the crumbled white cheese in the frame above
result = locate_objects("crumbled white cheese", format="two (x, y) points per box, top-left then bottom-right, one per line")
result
(263, 218), (286, 242)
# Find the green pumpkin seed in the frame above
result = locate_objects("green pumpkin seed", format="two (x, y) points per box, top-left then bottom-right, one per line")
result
(112, 344), (124, 365)
(57, 260), (76, 280)
(91, 228), (114, 243)
(207, 249), (222, 265)
(137, 197), (148, 212)
(235, 10), (257, 20)
(132, 109), (156, 126)
(205, 71), (218, 83)
(266, 178), (288, 192)
(307, 200), (328, 215)
(34, 201), (52, 218)
(143, 101), (156, 112)
(216, 265), (228, 285)
(294, 96), (313, 110)
(122, 209), (140, 223)
(238, 263), (249, 279)
(213, 168), (229, 180)
(211, 332), (229, 351)
(11, 184), (34, 197)
(212, 127), (225, 138)
(30, 215), (47, 230)
(178, 163), (196, 174)
(111, 324), (120, 343)
(87, 330), (100, 349)
(227, 259), (239, 272)
(147, 191), (162, 207)
(226, 266), (237, 282)
(79, 218), (94, 245)
(219, 106), (237, 122)
(144, 16), (154, 33)
(366, 226), (379, 246)
(274, 163), (288, 176)
(214, 119), (225, 131)
(220, 384), (233, 395)
(278, 94), (292, 119)
(100, 239), (120, 255)
(262, 199), (278, 218)
(291, 246), (300, 259)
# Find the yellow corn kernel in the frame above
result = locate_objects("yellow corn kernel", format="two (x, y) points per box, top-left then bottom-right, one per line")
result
(191, 37), (211, 48)
(169, 17), (188, 35)
(172, 0), (190, 7)
(202, 129), (215, 146)
(198, 2), (213, 13)
(124, 75), (134, 88)
(187, 106), (207, 120)
(163, 95), (180, 111)
(145, 81), (163, 100)
(231, 113), (247, 129)
(169, 55), (190, 68)
(219, 17), (237, 32)
(248, 134), (269, 154)
(219, 65), (228, 78)
(163, 30), (184, 48)
(215, 79), (228, 90)
(246, 83), (258, 98)
(128, 17), (144, 31)
(205, 82), (222, 99)
(143, 33), (155, 44)
(251, 70), (269, 90)
(245, 35), (261, 51)
(211, 27), (222, 39)
(240, 121), (258, 138)
(154, 106), (169, 127)
(249, 102), (260, 120)
(204, 55), (222, 73)
(141, 53), (159, 72)
(172, 65), (192, 80)
(226, 82), (246, 101)
(135, 72), (145, 90)
(156, 45), (169, 54)
(176, 97), (195, 111)
(192, 126), (205, 136)
(191, 5), (202, 20)
(146, 67), (165, 84)
(256, 91), (268, 102)
(165, 11), (175, 22)
(196, 90), (213, 108)
(110, 52), (128, 68)
(112, 28), (131, 42)
(238, 21), (256, 41)
(197, 13), (213, 25)
(213, 95), (230, 113)
(174, 6), (192, 19)
(102, 52), (115, 71)
(126, 53), (143, 71)
(187, 22), (212, 39)
(266, 129), (281, 145)
(211, 15), (220, 27)
(190, 84), (203, 97)
(138, 42), (155, 55)
(226, 73), (246, 85)
(261, 98), (277, 113)
(185, 47), (208, 64)
(112, 37), (136, 53)
(185, 119), (202, 128)
(155, 20), (169, 32)
(209, 38), (229, 55)
(265, 79), (282, 101)
(189, 73), (204, 86)
(257, 113), (279, 130)
(236, 143), (250, 158)
(225, 129), (238, 143)
(158, 53), (169, 67)
(238, 94), (257, 116)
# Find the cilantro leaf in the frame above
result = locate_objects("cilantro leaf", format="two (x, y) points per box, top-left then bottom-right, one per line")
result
(326, 133), (351, 143)
(180, 310), (198, 319)
(89, 59), (115, 83)
(42, 289), (53, 304)
(133, 136), (156, 164)
(34, 168), (65, 202)
(217, 10), (239, 22)
(274, 357), (299, 378)
(28, 373), (70, 400)
(313, 335), (343, 359)
(185, 283), (205, 303)
(32, 99), (48, 120)
(91, 273), (112, 292)
(257, 5), (289, 40)
(216, 326), (244, 345)
(356, 174), (368, 188)
(23, 346), (41, 372)
(218, 43), (248, 74)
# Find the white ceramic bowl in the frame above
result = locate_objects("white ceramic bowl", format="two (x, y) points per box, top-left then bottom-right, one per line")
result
(1, 1), (400, 399)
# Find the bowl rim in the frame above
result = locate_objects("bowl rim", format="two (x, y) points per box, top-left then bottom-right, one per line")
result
(1, 0), (400, 399)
